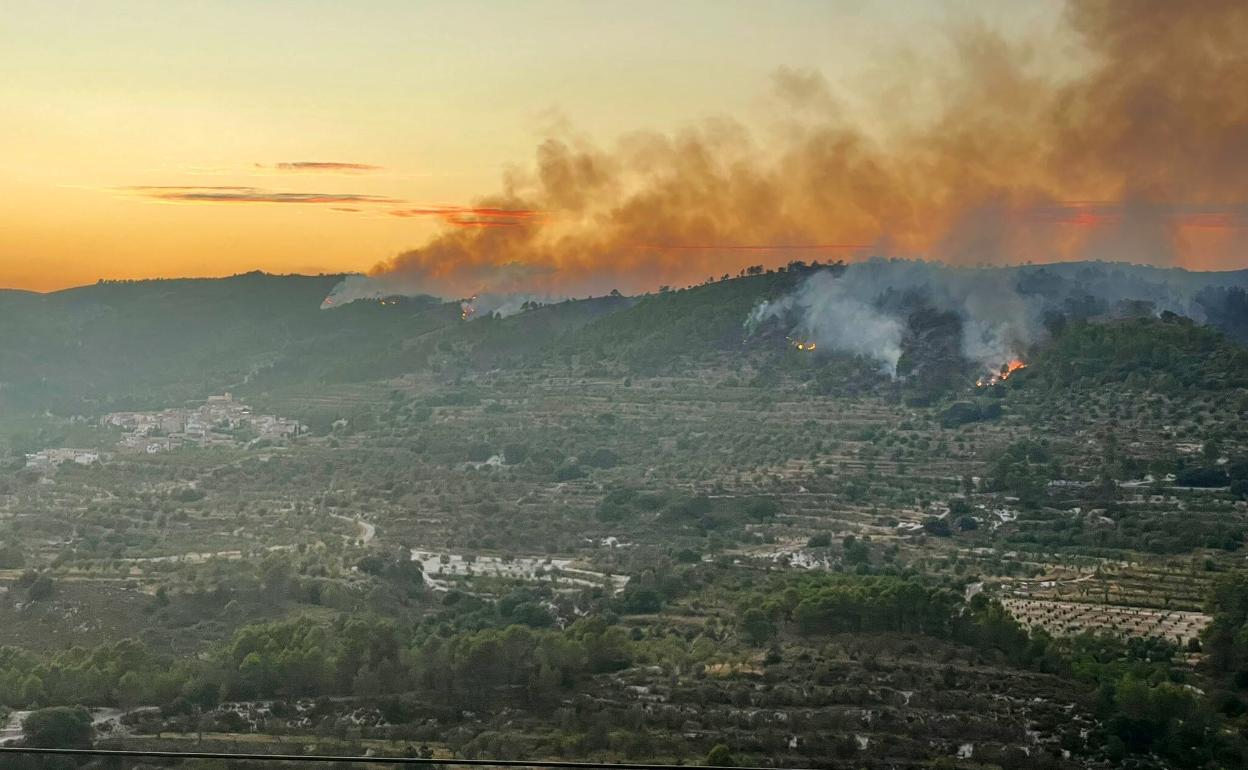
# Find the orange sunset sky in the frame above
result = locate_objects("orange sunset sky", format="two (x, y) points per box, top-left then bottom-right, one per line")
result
(3, 1), (1246, 295)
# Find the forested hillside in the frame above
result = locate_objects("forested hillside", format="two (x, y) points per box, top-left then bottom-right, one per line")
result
(6, 262), (1248, 421)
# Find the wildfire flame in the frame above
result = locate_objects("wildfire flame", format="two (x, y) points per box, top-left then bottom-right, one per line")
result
(460, 295), (478, 321)
(976, 358), (1027, 387)
(786, 337), (817, 352)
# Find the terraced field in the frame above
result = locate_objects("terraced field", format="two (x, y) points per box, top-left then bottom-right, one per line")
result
(1001, 597), (1210, 643)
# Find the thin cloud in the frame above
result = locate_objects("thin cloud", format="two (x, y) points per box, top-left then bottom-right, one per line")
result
(266, 162), (384, 173)
(390, 205), (545, 227)
(125, 186), (399, 205)
(1022, 202), (1248, 230)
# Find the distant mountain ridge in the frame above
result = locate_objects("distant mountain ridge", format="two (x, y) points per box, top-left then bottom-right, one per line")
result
(1, 262), (1246, 416)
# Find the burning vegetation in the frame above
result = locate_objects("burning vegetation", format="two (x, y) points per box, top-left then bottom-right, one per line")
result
(977, 359), (1028, 388)
(321, 294), (403, 309)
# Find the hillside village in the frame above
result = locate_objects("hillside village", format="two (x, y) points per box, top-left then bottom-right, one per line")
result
(24, 393), (303, 468)
(104, 393), (303, 453)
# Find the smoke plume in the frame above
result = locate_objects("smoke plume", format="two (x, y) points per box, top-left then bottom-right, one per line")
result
(746, 258), (1248, 378)
(747, 261), (1043, 376)
(748, 270), (906, 376)
(327, 0), (1248, 307)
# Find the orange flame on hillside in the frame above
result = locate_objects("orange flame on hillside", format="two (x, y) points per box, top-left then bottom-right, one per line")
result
(786, 337), (817, 352)
(977, 358), (1027, 387)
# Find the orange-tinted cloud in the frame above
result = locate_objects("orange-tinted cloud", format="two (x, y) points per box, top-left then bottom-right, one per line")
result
(1022, 203), (1248, 231)
(354, 0), (1248, 299)
(268, 162), (383, 173)
(389, 205), (545, 228)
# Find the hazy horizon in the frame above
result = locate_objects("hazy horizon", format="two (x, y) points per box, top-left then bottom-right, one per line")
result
(10, 256), (1248, 298)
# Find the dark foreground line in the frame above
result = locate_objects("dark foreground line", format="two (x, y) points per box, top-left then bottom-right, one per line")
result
(0, 746), (808, 770)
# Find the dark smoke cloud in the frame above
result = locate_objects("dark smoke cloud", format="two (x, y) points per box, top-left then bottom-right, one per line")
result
(329, 0), (1248, 306)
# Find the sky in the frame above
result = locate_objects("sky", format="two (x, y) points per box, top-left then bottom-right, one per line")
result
(2, 1), (1245, 294)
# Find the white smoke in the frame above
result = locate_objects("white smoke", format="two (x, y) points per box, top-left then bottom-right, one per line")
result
(935, 269), (1041, 368)
(321, 274), (563, 320)
(320, 274), (391, 308)
(748, 260), (1043, 376)
(461, 293), (561, 319)
(750, 270), (906, 376)
(746, 258), (1248, 378)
